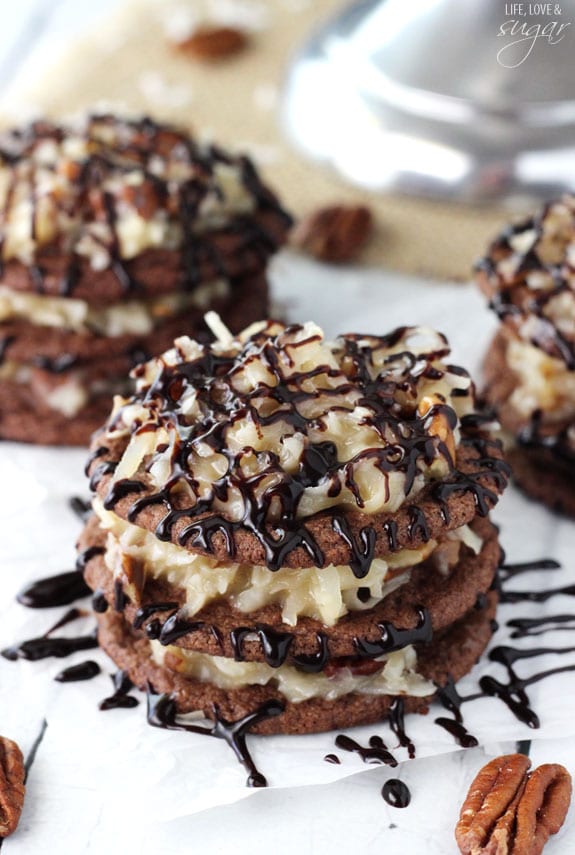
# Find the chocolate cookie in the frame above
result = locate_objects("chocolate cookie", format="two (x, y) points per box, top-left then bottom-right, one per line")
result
(80, 319), (507, 737)
(0, 115), (291, 445)
(81, 513), (500, 662)
(95, 592), (497, 735)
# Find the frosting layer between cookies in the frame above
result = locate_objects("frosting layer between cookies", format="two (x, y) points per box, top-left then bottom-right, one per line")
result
(94, 498), (481, 626)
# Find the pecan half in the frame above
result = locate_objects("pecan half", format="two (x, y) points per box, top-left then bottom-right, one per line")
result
(173, 26), (249, 61)
(0, 736), (25, 837)
(290, 205), (373, 263)
(455, 754), (572, 855)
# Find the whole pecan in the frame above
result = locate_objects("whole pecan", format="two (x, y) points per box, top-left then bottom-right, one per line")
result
(0, 736), (26, 837)
(290, 205), (373, 263)
(455, 753), (572, 855)
(173, 26), (249, 61)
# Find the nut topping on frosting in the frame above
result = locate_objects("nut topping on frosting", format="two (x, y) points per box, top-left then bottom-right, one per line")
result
(0, 114), (288, 278)
(90, 317), (508, 572)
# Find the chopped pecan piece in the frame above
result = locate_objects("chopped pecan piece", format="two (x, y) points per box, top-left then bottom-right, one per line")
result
(0, 736), (25, 837)
(290, 205), (373, 263)
(455, 753), (572, 855)
(173, 26), (249, 61)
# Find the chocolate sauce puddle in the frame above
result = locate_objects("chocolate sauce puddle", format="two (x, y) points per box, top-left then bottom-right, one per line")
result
(382, 779), (411, 808)
(146, 689), (284, 787)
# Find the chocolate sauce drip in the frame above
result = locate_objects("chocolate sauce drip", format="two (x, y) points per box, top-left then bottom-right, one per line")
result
(331, 516), (376, 578)
(113, 580), (130, 613)
(357, 587), (371, 603)
(507, 615), (575, 639)
(17, 570), (91, 608)
(33, 353), (78, 373)
(99, 670), (139, 710)
(353, 608), (432, 658)
(500, 583), (575, 605)
(500, 558), (561, 580)
(517, 416), (575, 466)
(434, 677), (478, 748)
(132, 601), (179, 631)
(55, 660), (101, 682)
(89, 460), (117, 491)
(334, 734), (397, 767)
(388, 699), (415, 759)
(159, 612), (207, 646)
(146, 689), (284, 787)
(480, 643), (575, 728)
(323, 754), (341, 764)
(230, 624), (294, 669)
(474, 592), (488, 611)
(292, 633), (330, 674)
(382, 779), (411, 808)
(2, 632), (98, 662)
(431, 438), (509, 517)
(407, 506), (430, 542)
(2, 606), (96, 663)
(104, 478), (146, 510)
(91, 590), (109, 613)
(0, 335), (15, 363)
(69, 496), (92, 522)
(76, 545), (105, 571)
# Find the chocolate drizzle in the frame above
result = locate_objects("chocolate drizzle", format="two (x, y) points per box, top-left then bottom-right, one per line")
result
(68, 496), (92, 522)
(99, 670), (139, 710)
(2, 607), (98, 662)
(146, 689), (284, 787)
(334, 734), (397, 767)
(55, 660), (101, 682)
(231, 624), (294, 669)
(17, 570), (92, 608)
(354, 607), (432, 658)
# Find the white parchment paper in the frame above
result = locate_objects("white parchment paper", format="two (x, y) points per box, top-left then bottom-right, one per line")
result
(1, 256), (574, 849)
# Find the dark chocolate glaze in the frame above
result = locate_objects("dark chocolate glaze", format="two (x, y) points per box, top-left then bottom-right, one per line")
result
(69, 496), (93, 522)
(55, 660), (101, 682)
(132, 601), (179, 631)
(388, 699), (416, 760)
(382, 779), (411, 808)
(323, 753), (341, 765)
(231, 624), (294, 669)
(2, 632), (98, 661)
(146, 689), (284, 787)
(353, 607), (432, 658)
(76, 546), (105, 571)
(113, 579), (130, 613)
(92, 590), (109, 613)
(99, 670), (139, 710)
(17, 570), (91, 608)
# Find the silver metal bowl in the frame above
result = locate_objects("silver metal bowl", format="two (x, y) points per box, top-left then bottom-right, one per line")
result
(281, 0), (575, 205)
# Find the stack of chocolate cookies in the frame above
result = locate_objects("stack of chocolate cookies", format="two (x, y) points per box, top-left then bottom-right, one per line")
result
(477, 196), (575, 516)
(81, 319), (508, 734)
(0, 114), (291, 445)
